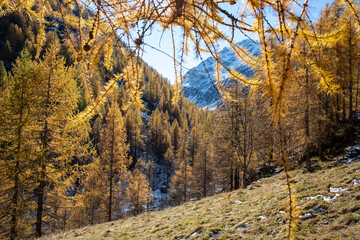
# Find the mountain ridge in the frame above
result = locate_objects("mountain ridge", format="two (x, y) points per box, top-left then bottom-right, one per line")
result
(183, 39), (261, 109)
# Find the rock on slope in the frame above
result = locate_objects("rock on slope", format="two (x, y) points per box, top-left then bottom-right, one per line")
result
(41, 159), (360, 239)
(183, 39), (260, 109)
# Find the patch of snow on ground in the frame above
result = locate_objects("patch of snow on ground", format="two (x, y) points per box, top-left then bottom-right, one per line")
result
(190, 229), (201, 237)
(257, 178), (266, 182)
(299, 213), (313, 220)
(305, 195), (323, 201)
(258, 215), (267, 221)
(237, 223), (252, 230)
(305, 194), (341, 203)
(215, 185), (223, 193)
(348, 220), (358, 227)
(352, 178), (360, 186)
(234, 200), (245, 205)
(337, 139), (360, 164)
(353, 112), (360, 120)
(209, 230), (222, 239)
(323, 194), (341, 202)
(150, 190), (168, 210)
(329, 186), (348, 193)
(247, 184), (259, 189)
(140, 110), (150, 122)
(310, 205), (326, 213)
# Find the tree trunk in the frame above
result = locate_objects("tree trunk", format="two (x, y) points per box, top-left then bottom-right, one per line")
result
(305, 67), (312, 172)
(234, 167), (240, 190)
(336, 93), (340, 124)
(36, 163), (46, 237)
(203, 146), (207, 197)
(10, 161), (19, 240)
(230, 166), (233, 191)
(36, 70), (52, 237)
(63, 210), (67, 231)
(317, 102), (328, 162)
(355, 65), (359, 111)
(108, 103), (116, 222)
(184, 159), (187, 203)
(242, 170), (247, 189)
(349, 19), (353, 120)
(342, 94), (346, 121)
(10, 77), (27, 240)
(318, 140), (328, 162)
(108, 159), (113, 221)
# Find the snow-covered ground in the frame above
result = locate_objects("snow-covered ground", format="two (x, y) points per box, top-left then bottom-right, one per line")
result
(337, 139), (360, 164)
(136, 149), (171, 211)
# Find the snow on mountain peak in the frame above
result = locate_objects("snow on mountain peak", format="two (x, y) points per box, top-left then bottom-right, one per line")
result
(183, 39), (260, 109)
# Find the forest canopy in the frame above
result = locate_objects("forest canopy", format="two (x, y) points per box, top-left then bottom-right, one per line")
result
(3, 0), (358, 111)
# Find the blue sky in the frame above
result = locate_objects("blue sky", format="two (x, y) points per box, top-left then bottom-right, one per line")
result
(140, 0), (333, 84)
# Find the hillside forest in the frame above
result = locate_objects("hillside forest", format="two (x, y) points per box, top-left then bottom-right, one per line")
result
(1, 0), (360, 239)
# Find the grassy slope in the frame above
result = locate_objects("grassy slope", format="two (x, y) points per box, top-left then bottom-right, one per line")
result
(42, 160), (360, 240)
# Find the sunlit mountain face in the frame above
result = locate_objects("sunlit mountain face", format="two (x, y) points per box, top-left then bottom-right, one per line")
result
(183, 39), (260, 109)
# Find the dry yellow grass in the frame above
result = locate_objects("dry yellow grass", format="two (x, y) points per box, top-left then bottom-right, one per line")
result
(41, 160), (360, 240)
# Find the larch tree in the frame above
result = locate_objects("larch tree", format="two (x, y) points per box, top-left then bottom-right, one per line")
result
(170, 116), (192, 205)
(162, 128), (173, 186)
(216, 84), (259, 189)
(0, 61), (7, 92)
(148, 108), (164, 157)
(100, 86), (130, 222)
(125, 104), (144, 160)
(34, 40), (89, 237)
(126, 162), (150, 215)
(192, 131), (214, 198)
(70, 156), (107, 228)
(0, 49), (41, 240)
(188, 124), (200, 166)
(170, 119), (181, 153)
(2, 0), (360, 239)
(1, 40), (13, 65)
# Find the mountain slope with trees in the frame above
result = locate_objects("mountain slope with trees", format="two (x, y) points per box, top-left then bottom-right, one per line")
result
(1, 0), (360, 239)
(0, 7), (217, 239)
(40, 159), (360, 240)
